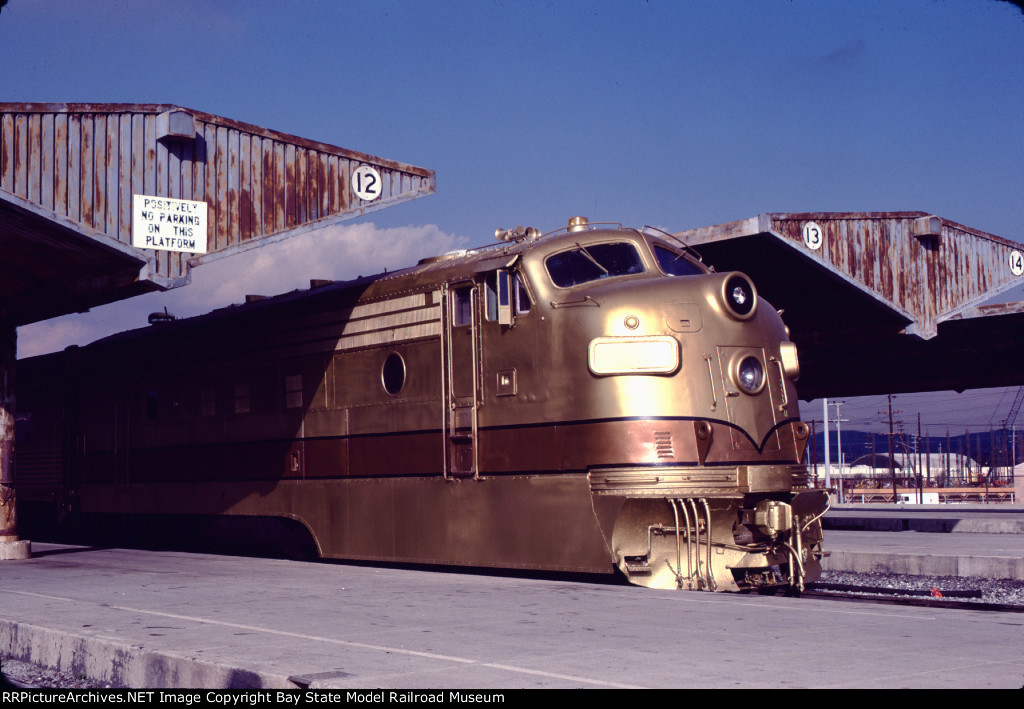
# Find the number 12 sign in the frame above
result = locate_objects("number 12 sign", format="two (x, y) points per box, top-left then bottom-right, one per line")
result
(353, 165), (383, 202)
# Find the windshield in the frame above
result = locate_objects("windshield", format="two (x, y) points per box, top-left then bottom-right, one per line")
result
(545, 242), (645, 288)
(654, 245), (705, 276)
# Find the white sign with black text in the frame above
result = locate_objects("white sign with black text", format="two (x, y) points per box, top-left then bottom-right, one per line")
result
(1010, 250), (1024, 277)
(132, 195), (209, 253)
(801, 221), (823, 251)
(352, 165), (383, 202)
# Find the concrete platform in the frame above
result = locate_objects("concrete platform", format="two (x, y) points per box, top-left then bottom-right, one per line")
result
(823, 530), (1024, 579)
(820, 503), (1024, 579)
(1, 532), (1023, 689)
(825, 502), (1024, 534)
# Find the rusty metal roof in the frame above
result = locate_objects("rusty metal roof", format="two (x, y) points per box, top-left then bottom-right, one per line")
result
(1, 103), (435, 326)
(676, 212), (1024, 400)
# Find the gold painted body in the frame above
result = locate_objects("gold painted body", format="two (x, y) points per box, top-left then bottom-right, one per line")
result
(16, 219), (825, 591)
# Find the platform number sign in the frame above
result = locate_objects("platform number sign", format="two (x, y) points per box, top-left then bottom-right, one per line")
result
(802, 221), (823, 251)
(353, 165), (383, 202)
(1011, 250), (1024, 277)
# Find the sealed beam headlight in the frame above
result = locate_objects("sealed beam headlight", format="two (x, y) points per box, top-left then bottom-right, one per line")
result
(721, 273), (756, 320)
(735, 355), (765, 395)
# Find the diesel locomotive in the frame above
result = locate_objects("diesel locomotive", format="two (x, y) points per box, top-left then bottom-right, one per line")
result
(15, 216), (827, 591)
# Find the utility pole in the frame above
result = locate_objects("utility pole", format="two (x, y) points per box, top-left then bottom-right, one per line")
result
(870, 433), (876, 486)
(946, 429), (951, 487)
(823, 398), (831, 496)
(966, 428), (971, 483)
(926, 429), (931, 488)
(942, 426), (950, 487)
(887, 394), (898, 504)
(918, 413), (923, 504)
(833, 401), (848, 503)
(810, 419), (818, 485)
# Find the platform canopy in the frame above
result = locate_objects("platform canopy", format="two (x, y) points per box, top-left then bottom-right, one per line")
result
(676, 212), (1024, 400)
(0, 103), (435, 326)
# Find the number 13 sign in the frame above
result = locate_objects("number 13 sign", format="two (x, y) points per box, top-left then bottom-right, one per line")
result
(802, 221), (823, 251)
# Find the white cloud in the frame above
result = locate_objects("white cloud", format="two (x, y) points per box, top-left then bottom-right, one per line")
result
(17, 222), (468, 359)
(14, 318), (97, 360)
(181, 221), (465, 309)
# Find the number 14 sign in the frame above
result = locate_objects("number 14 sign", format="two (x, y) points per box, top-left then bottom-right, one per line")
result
(1011, 250), (1024, 277)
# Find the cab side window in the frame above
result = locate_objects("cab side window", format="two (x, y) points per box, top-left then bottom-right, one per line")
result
(484, 273), (499, 321)
(484, 271), (530, 323)
(514, 273), (531, 315)
(453, 285), (473, 326)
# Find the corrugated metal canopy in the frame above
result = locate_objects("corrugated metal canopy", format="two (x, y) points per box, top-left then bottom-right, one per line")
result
(0, 103), (435, 326)
(676, 212), (1024, 400)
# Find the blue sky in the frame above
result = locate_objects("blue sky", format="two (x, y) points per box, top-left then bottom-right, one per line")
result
(2, 0), (1023, 435)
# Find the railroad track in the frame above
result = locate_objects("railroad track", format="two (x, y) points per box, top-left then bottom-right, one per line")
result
(802, 582), (1024, 613)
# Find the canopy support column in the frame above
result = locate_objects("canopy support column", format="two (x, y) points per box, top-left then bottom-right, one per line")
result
(1, 317), (30, 560)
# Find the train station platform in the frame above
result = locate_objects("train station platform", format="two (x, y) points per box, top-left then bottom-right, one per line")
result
(825, 502), (1024, 533)
(1, 505), (1022, 689)
(820, 503), (1024, 579)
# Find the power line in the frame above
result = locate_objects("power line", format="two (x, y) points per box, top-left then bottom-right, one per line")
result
(803, 387), (1022, 434)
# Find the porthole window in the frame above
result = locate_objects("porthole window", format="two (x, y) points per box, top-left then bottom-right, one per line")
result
(382, 352), (406, 395)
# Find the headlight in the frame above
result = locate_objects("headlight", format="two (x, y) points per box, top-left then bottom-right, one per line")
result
(721, 273), (756, 320)
(735, 355), (765, 395)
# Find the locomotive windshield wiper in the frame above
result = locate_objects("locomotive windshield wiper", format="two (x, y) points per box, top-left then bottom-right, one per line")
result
(574, 241), (609, 275)
(641, 225), (704, 263)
